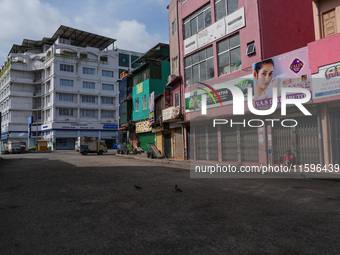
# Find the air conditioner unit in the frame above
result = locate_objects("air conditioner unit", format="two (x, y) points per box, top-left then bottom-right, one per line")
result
(167, 74), (177, 84)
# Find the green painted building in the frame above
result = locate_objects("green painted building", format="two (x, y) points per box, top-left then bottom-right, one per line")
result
(131, 43), (170, 151)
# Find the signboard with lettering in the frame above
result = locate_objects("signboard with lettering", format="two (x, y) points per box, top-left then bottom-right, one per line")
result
(312, 62), (340, 100)
(184, 7), (245, 55)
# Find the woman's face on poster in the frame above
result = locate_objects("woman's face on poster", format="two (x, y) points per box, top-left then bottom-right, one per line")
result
(254, 63), (274, 90)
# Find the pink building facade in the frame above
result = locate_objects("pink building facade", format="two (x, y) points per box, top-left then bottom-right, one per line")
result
(166, 0), (322, 164)
(308, 0), (340, 165)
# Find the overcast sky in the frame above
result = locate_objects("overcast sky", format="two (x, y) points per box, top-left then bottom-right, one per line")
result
(0, 0), (170, 64)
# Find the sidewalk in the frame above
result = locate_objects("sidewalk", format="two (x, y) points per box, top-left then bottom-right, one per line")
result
(115, 152), (192, 168)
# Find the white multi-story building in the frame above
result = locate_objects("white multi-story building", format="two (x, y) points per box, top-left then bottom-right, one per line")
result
(0, 25), (142, 150)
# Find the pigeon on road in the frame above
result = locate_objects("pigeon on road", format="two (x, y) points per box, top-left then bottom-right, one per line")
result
(175, 185), (182, 192)
(134, 185), (143, 190)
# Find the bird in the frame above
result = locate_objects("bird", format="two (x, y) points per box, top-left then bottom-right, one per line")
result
(134, 185), (143, 190)
(175, 185), (182, 192)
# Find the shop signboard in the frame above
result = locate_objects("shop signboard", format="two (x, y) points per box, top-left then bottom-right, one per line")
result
(163, 106), (180, 121)
(312, 62), (340, 100)
(136, 120), (152, 133)
(185, 75), (253, 113)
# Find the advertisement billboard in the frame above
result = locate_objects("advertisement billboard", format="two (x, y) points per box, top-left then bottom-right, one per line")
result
(253, 47), (312, 109)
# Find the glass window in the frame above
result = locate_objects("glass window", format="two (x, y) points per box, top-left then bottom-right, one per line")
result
(142, 95), (147, 110)
(100, 56), (108, 62)
(102, 110), (114, 118)
(60, 64), (74, 72)
(102, 84), (114, 91)
(228, 0), (238, 14)
(58, 94), (73, 102)
(183, 4), (211, 39)
(174, 92), (180, 107)
(184, 22), (191, 39)
(135, 98), (139, 112)
(81, 109), (95, 117)
(82, 95), (96, 103)
(215, 0), (226, 21)
(215, 0), (238, 21)
(190, 17), (198, 35)
(83, 81), (95, 89)
(83, 67), (95, 75)
(60, 79), (73, 87)
(59, 108), (73, 116)
(119, 53), (130, 67)
(217, 33), (241, 76)
(197, 13), (204, 31)
(102, 70), (114, 77)
(131, 55), (141, 69)
(101, 97), (114, 104)
(172, 56), (179, 71)
(230, 47), (241, 72)
(184, 46), (214, 86)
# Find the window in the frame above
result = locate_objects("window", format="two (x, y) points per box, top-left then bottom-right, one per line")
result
(135, 98), (139, 112)
(81, 109), (95, 117)
(132, 68), (150, 86)
(100, 56), (108, 62)
(34, 73), (42, 82)
(102, 83), (114, 91)
(215, 0), (238, 21)
(183, 4), (211, 39)
(173, 56), (179, 71)
(58, 93), (73, 102)
(37, 111), (41, 120)
(184, 46), (214, 86)
(172, 19), (177, 35)
(34, 86), (41, 95)
(82, 95), (96, 103)
(102, 110), (114, 118)
(102, 70), (114, 77)
(119, 53), (130, 67)
(142, 95), (147, 110)
(246, 41), (256, 56)
(175, 92), (180, 107)
(60, 79), (73, 87)
(217, 33), (241, 76)
(83, 81), (95, 89)
(60, 64), (74, 72)
(131, 55), (141, 69)
(80, 53), (88, 59)
(101, 97), (114, 104)
(83, 67), (95, 75)
(59, 108), (73, 116)
(322, 9), (337, 38)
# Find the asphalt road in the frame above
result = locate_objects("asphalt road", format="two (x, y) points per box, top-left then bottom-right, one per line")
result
(0, 151), (339, 254)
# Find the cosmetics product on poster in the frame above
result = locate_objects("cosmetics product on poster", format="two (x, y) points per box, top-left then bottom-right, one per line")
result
(253, 47), (312, 109)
